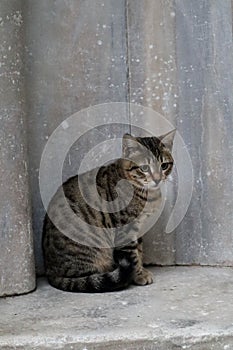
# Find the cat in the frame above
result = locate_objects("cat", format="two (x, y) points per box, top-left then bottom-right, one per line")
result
(42, 131), (175, 292)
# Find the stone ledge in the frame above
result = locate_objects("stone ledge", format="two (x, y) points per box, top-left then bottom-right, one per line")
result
(1, 267), (233, 349)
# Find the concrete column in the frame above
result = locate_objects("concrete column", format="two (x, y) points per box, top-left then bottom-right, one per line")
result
(0, 1), (35, 296)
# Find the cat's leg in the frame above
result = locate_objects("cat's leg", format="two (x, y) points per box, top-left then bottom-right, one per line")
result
(133, 238), (153, 285)
(114, 238), (153, 286)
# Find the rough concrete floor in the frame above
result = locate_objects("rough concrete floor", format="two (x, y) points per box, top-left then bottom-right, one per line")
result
(0, 267), (233, 350)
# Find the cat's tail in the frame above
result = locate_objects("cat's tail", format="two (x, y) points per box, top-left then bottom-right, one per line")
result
(47, 257), (135, 293)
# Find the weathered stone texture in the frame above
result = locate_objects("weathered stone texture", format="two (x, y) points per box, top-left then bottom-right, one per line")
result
(0, 1), (35, 296)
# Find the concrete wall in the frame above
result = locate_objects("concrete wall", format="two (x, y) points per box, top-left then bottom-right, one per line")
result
(126, 0), (233, 266)
(173, 0), (233, 265)
(24, 0), (130, 274)
(1, 0), (233, 294)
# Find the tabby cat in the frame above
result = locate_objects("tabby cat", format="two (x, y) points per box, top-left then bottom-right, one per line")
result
(42, 131), (175, 292)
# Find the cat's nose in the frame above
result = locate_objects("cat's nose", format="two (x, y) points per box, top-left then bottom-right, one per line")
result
(150, 172), (161, 185)
(153, 179), (161, 186)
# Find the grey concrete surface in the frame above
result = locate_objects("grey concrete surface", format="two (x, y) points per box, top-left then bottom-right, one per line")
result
(173, 0), (233, 266)
(1, 267), (233, 349)
(0, 1), (35, 296)
(127, 0), (233, 267)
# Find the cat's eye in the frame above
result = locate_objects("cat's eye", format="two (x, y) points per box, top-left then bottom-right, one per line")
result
(161, 162), (170, 171)
(140, 164), (150, 172)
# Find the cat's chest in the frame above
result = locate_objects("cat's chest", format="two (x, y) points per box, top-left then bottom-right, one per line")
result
(117, 188), (162, 221)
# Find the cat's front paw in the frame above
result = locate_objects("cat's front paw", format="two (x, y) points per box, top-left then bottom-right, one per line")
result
(133, 268), (154, 286)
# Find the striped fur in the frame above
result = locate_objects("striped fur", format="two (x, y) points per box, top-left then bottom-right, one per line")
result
(42, 132), (175, 292)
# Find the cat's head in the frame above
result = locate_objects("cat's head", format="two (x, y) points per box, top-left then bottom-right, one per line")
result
(121, 131), (175, 189)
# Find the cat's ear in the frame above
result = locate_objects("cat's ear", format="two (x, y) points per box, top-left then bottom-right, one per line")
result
(158, 129), (176, 151)
(122, 133), (138, 157)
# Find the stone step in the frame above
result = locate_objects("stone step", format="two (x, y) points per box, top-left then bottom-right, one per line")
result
(0, 267), (233, 349)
